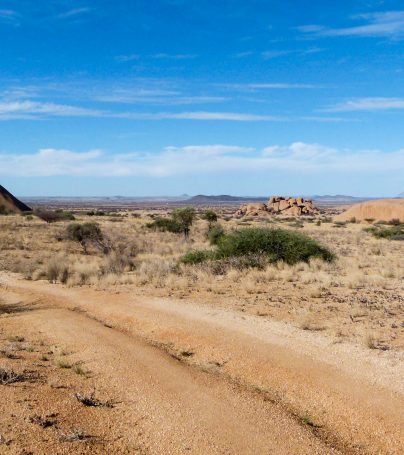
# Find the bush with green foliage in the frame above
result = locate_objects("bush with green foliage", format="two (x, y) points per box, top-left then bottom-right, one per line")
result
(181, 227), (335, 268)
(215, 228), (335, 264)
(208, 224), (225, 245)
(202, 209), (218, 229)
(66, 222), (105, 253)
(181, 250), (215, 265)
(172, 207), (196, 238)
(365, 225), (404, 240)
(146, 217), (182, 233)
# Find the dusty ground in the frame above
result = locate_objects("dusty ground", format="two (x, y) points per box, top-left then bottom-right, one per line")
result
(0, 208), (403, 453)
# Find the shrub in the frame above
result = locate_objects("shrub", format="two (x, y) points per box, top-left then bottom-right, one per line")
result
(146, 217), (182, 233)
(180, 227), (335, 268)
(181, 250), (214, 265)
(215, 228), (335, 265)
(172, 207), (196, 239)
(45, 256), (70, 283)
(66, 223), (105, 253)
(365, 225), (404, 240)
(202, 209), (218, 229)
(208, 224), (225, 245)
(35, 209), (75, 223)
(389, 218), (401, 226)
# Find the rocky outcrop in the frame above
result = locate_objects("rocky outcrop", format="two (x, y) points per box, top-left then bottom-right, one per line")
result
(0, 185), (31, 213)
(236, 196), (318, 217)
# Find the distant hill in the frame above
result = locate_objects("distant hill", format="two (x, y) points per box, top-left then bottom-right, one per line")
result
(311, 195), (373, 202)
(186, 195), (266, 204)
(398, 192), (404, 198)
(0, 185), (32, 213)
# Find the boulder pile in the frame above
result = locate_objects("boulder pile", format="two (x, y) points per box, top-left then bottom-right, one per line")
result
(236, 196), (318, 217)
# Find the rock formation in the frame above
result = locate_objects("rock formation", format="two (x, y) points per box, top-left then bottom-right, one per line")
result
(236, 196), (318, 217)
(334, 199), (404, 223)
(0, 185), (32, 213)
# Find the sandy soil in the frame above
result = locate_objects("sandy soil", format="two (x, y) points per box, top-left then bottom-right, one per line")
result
(1, 271), (403, 454)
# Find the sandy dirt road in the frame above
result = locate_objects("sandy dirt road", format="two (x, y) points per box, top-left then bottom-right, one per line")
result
(0, 272), (403, 454)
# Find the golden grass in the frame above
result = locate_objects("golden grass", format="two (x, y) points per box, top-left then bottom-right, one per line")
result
(0, 209), (403, 349)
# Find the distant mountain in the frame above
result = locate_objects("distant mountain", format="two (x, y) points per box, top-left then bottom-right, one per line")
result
(398, 192), (404, 198)
(186, 195), (266, 204)
(0, 185), (32, 213)
(312, 195), (365, 201)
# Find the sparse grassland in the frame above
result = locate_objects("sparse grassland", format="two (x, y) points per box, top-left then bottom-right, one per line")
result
(0, 207), (403, 349)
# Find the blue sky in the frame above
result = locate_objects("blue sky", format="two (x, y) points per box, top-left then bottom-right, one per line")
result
(0, 0), (403, 197)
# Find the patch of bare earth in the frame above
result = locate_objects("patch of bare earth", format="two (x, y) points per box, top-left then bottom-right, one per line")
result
(1, 273), (403, 454)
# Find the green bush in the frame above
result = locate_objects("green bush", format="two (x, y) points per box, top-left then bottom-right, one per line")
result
(208, 224), (225, 245)
(146, 217), (182, 233)
(181, 250), (214, 265)
(66, 222), (105, 253)
(365, 225), (404, 240)
(172, 207), (196, 238)
(181, 227), (335, 268)
(202, 209), (218, 228)
(215, 228), (335, 265)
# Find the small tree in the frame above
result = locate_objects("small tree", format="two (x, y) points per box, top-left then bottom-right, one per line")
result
(66, 222), (104, 254)
(172, 207), (196, 239)
(202, 209), (218, 230)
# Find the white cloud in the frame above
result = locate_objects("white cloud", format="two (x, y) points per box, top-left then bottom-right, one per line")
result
(219, 83), (318, 91)
(325, 97), (404, 112)
(151, 53), (198, 60)
(1, 143), (402, 177)
(0, 100), (281, 121)
(0, 9), (19, 24)
(58, 8), (92, 19)
(261, 50), (292, 59)
(114, 54), (140, 62)
(95, 89), (227, 105)
(141, 111), (281, 121)
(0, 101), (104, 120)
(298, 10), (404, 38)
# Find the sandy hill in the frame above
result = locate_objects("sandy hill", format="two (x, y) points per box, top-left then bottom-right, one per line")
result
(0, 185), (31, 213)
(335, 199), (404, 223)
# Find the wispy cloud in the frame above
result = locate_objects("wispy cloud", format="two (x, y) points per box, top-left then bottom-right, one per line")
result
(94, 88), (227, 105)
(151, 53), (198, 60)
(58, 7), (92, 19)
(0, 101), (103, 120)
(298, 10), (404, 38)
(325, 97), (404, 112)
(1, 142), (402, 177)
(219, 82), (318, 91)
(0, 100), (280, 122)
(234, 48), (325, 59)
(0, 9), (20, 25)
(261, 50), (292, 59)
(114, 54), (140, 62)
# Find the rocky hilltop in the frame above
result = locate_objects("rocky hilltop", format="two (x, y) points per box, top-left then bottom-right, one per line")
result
(0, 185), (32, 213)
(236, 196), (318, 217)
